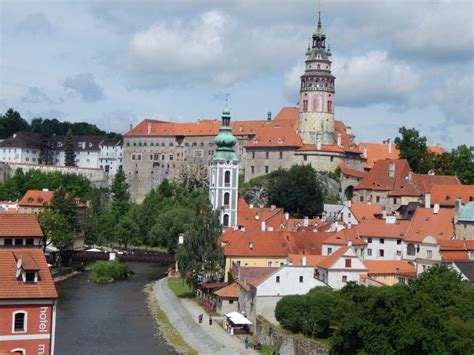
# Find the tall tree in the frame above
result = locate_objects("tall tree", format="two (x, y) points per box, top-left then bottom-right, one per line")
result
(51, 190), (79, 232)
(176, 197), (223, 289)
(394, 127), (434, 173)
(110, 168), (130, 217)
(38, 134), (54, 165)
(434, 145), (474, 184)
(0, 109), (30, 138)
(64, 129), (76, 166)
(267, 165), (324, 217)
(38, 209), (75, 249)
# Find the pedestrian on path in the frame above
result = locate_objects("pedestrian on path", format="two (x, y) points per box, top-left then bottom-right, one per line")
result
(244, 336), (249, 349)
(209, 316), (213, 325)
(198, 313), (203, 323)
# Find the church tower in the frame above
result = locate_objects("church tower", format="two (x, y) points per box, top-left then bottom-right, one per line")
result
(298, 11), (336, 146)
(209, 101), (239, 228)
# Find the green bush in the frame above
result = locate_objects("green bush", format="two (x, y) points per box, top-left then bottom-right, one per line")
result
(89, 260), (131, 283)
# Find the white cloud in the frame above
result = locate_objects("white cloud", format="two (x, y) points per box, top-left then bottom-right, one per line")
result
(63, 73), (105, 102)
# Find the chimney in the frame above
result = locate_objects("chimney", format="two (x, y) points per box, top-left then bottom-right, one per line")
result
(248, 242), (253, 250)
(270, 205), (276, 211)
(303, 216), (309, 227)
(337, 133), (342, 148)
(255, 214), (260, 220)
(388, 162), (395, 177)
(454, 198), (462, 223)
(267, 111), (272, 121)
(240, 226), (246, 232)
(433, 203), (440, 214)
(249, 203), (254, 209)
(261, 221), (266, 231)
(387, 138), (392, 154)
(302, 256), (307, 266)
(42, 188), (49, 192)
(363, 145), (368, 159)
(347, 222), (352, 229)
(284, 212), (289, 220)
(385, 215), (396, 224)
(424, 193), (431, 209)
(348, 241), (353, 247)
(147, 121), (152, 134)
(344, 200), (352, 208)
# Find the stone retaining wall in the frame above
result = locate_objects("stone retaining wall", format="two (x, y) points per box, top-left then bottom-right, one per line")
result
(254, 316), (330, 355)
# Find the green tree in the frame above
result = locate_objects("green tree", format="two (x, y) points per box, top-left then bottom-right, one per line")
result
(176, 196), (223, 289)
(394, 127), (434, 173)
(114, 214), (140, 249)
(64, 129), (76, 166)
(51, 190), (79, 232)
(38, 209), (75, 249)
(434, 145), (474, 184)
(0, 109), (29, 139)
(267, 165), (324, 217)
(38, 134), (54, 165)
(110, 168), (130, 217)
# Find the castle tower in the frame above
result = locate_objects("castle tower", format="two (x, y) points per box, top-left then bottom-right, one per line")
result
(298, 11), (336, 146)
(209, 101), (239, 228)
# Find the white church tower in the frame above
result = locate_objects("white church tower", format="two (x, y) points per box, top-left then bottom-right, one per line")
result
(209, 101), (239, 228)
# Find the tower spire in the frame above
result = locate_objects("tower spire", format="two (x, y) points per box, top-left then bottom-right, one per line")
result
(318, 10), (321, 30)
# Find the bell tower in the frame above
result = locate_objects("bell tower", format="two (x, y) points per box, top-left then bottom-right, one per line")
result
(209, 98), (239, 228)
(298, 11), (336, 146)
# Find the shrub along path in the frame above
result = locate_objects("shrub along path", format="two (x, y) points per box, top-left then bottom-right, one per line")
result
(153, 277), (257, 355)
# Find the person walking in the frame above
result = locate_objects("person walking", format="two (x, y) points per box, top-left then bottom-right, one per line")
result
(244, 336), (249, 349)
(209, 316), (213, 325)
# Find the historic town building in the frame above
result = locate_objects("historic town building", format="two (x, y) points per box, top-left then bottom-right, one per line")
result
(209, 104), (239, 228)
(124, 11), (365, 202)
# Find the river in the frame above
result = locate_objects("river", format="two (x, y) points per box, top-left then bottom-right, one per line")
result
(55, 262), (176, 355)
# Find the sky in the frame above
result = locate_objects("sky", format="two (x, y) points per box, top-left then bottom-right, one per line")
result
(1, 0), (473, 149)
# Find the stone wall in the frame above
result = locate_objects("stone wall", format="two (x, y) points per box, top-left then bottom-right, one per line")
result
(0, 162), (10, 183)
(254, 316), (330, 355)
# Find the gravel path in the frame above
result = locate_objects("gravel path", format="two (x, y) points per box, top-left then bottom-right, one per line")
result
(153, 277), (257, 355)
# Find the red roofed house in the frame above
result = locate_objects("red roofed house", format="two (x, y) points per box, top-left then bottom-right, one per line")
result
(0, 214), (45, 248)
(0, 248), (58, 355)
(428, 184), (474, 207)
(363, 260), (416, 286)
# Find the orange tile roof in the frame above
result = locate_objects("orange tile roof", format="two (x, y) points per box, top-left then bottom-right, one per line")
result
(404, 207), (454, 242)
(355, 159), (415, 195)
(19, 190), (54, 207)
(214, 282), (240, 299)
(0, 249), (58, 300)
(441, 251), (469, 262)
(19, 190), (87, 208)
(222, 229), (324, 257)
(429, 184), (474, 206)
(317, 246), (350, 269)
(288, 254), (327, 266)
(364, 260), (416, 277)
(339, 161), (366, 179)
(0, 214), (44, 237)
(350, 204), (383, 222)
(322, 227), (366, 246)
(359, 143), (444, 169)
(237, 196), (284, 231)
(358, 219), (411, 239)
(411, 174), (461, 194)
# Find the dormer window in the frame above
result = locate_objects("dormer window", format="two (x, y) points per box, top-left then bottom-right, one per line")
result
(25, 271), (37, 283)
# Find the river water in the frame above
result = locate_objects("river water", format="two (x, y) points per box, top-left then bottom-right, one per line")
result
(55, 263), (176, 355)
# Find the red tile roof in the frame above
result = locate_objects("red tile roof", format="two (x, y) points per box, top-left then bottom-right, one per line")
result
(339, 161), (366, 179)
(350, 204), (383, 222)
(429, 184), (474, 206)
(364, 260), (416, 277)
(237, 196), (284, 231)
(322, 227), (366, 246)
(0, 214), (44, 238)
(412, 174), (461, 195)
(214, 282), (239, 299)
(288, 254), (327, 266)
(0, 249), (58, 300)
(19, 190), (87, 208)
(404, 207), (455, 242)
(358, 218), (411, 239)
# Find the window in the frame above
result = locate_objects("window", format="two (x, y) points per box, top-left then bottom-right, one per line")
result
(367, 248), (372, 256)
(327, 247), (332, 255)
(397, 239), (402, 245)
(223, 193), (230, 207)
(265, 152), (269, 159)
(276, 276), (280, 283)
(279, 151), (283, 159)
(299, 276), (304, 283)
(169, 154), (174, 161)
(251, 152), (255, 159)
(14, 239), (24, 246)
(380, 238), (384, 244)
(229, 300), (234, 304)
(25, 272), (36, 283)
(4, 239), (13, 246)
(342, 275), (347, 283)
(236, 260), (241, 266)
(267, 261), (272, 267)
(223, 214), (230, 227)
(427, 250), (432, 259)
(407, 243), (416, 256)
(379, 250), (384, 257)
(251, 166), (255, 174)
(368, 237), (372, 243)
(303, 99), (308, 112)
(265, 166), (269, 173)
(13, 311), (26, 332)
(193, 150), (203, 158)
(327, 101), (333, 113)
(25, 239), (34, 246)
(10, 349), (25, 355)
(376, 196), (380, 203)
(359, 196), (364, 202)
(345, 259), (352, 268)
(304, 155), (307, 162)
(131, 153), (142, 161)
(224, 171), (231, 186)
(393, 198), (398, 204)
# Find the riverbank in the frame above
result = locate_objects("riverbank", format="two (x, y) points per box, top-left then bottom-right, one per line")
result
(152, 277), (258, 355)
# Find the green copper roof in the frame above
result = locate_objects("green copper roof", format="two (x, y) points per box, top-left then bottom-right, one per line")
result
(213, 105), (238, 162)
(458, 202), (474, 222)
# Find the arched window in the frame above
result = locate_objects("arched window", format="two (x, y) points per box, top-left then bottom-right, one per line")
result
(223, 192), (230, 207)
(12, 311), (27, 333)
(10, 349), (25, 355)
(317, 64), (320, 69)
(224, 171), (231, 186)
(223, 214), (230, 227)
(407, 243), (416, 256)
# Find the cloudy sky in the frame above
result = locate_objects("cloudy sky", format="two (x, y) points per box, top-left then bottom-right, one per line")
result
(1, 0), (473, 148)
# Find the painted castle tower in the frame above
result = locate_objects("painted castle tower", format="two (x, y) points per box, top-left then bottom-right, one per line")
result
(209, 102), (239, 228)
(298, 11), (336, 146)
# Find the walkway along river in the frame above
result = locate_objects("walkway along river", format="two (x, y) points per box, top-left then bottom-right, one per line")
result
(55, 262), (176, 355)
